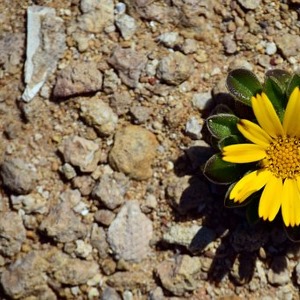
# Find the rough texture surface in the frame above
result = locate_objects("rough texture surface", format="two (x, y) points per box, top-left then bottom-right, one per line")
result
(109, 125), (158, 180)
(1, 1), (300, 299)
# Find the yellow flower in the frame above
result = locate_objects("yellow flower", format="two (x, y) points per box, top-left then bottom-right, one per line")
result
(222, 87), (300, 227)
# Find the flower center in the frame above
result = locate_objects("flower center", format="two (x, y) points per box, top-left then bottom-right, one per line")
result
(265, 136), (300, 179)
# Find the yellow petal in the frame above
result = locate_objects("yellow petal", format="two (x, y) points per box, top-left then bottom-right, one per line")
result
(222, 144), (266, 163)
(237, 119), (272, 148)
(283, 87), (300, 137)
(230, 169), (270, 203)
(259, 175), (282, 221)
(251, 93), (284, 138)
(281, 179), (300, 227)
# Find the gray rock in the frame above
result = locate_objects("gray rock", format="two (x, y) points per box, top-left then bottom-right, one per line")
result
(90, 223), (109, 258)
(265, 42), (277, 55)
(115, 14), (137, 40)
(22, 6), (66, 102)
(275, 34), (300, 58)
(53, 62), (103, 98)
(156, 255), (201, 296)
(156, 51), (194, 85)
(130, 105), (152, 124)
(78, 0), (114, 33)
(157, 32), (180, 48)
(1, 251), (55, 299)
(163, 224), (201, 248)
(223, 34), (237, 54)
(92, 172), (129, 209)
(72, 175), (95, 196)
(94, 209), (116, 226)
(60, 163), (77, 180)
(79, 96), (118, 136)
(0, 212), (26, 257)
(108, 47), (147, 88)
(10, 193), (48, 214)
(59, 136), (101, 173)
(109, 125), (158, 180)
(109, 91), (133, 116)
(185, 116), (202, 140)
(39, 201), (87, 242)
(237, 0), (261, 9)
(107, 201), (153, 262)
(0, 33), (25, 75)
(50, 251), (99, 285)
(148, 287), (165, 300)
(192, 91), (212, 111)
(103, 69), (122, 93)
(267, 256), (290, 286)
(101, 287), (122, 300)
(0, 158), (37, 195)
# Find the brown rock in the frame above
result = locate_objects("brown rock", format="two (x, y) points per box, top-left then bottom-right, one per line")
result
(53, 61), (103, 98)
(109, 125), (158, 180)
(108, 47), (147, 88)
(156, 51), (194, 85)
(0, 212), (26, 257)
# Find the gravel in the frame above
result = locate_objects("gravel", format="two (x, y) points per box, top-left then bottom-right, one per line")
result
(0, 0), (300, 299)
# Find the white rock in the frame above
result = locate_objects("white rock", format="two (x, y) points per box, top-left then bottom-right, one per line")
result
(185, 117), (202, 139)
(192, 91), (212, 110)
(265, 42), (277, 55)
(22, 6), (66, 102)
(157, 32), (179, 48)
(75, 240), (93, 258)
(115, 14), (137, 40)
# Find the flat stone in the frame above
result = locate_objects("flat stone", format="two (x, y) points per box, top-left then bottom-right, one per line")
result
(108, 47), (147, 88)
(1, 251), (55, 299)
(53, 61), (103, 98)
(156, 255), (200, 296)
(59, 136), (101, 173)
(0, 212), (26, 257)
(0, 158), (37, 195)
(79, 95), (118, 136)
(156, 51), (194, 85)
(107, 201), (153, 262)
(92, 172), (129, 209)
(237, 0), (261, 9)
(22, 6), (66, 102)
(115, 14), (137, 40)
(109, 125), (158, 180)
(163, 224), (201, 248)
(275, 34), (300, 58)
(90, 223), (109, 259)
(39, 201), (87, 243)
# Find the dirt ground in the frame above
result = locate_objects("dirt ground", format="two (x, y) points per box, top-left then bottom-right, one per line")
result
(0, 0), (300, 299)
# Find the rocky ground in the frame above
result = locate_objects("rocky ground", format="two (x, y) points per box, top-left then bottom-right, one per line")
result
(1, 0), (300, 299)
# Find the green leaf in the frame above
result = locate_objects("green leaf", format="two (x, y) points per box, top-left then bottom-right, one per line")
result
(263, 76), (286, 121)
(284, 225), (300, 242)
(203, 153), (246, 185)
(226, 69), (262, 106)
(265, 69), (291, 91)
(206, 114), (240, 140)
(218, 135), (245, 150)
(286, 73), (300, 99)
